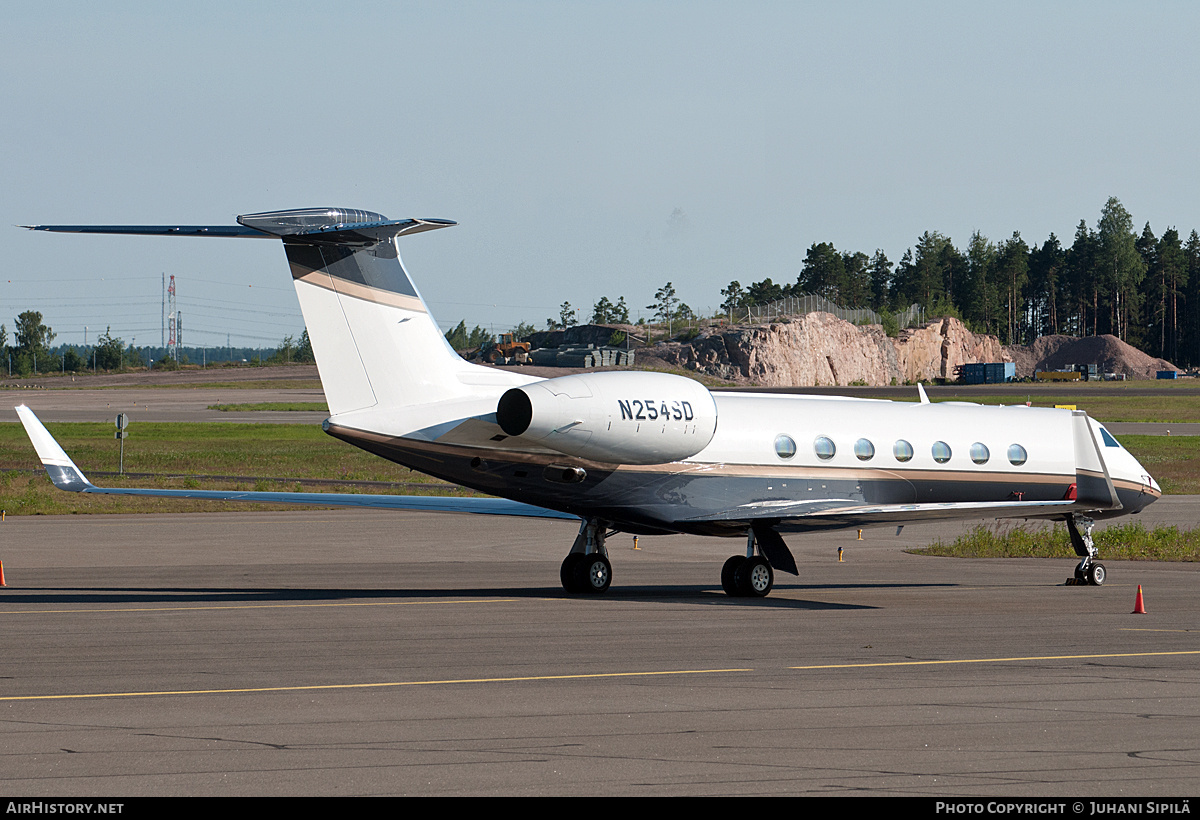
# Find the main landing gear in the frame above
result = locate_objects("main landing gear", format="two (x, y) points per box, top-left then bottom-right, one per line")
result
(560, 519), (614, 594)
(1066, 514), (1106, 586)
(721, 530), (775, 598)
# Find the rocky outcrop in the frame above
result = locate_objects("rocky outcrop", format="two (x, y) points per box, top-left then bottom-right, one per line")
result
(893, 318), (1009, 383)
(650, 314), (1010, 387)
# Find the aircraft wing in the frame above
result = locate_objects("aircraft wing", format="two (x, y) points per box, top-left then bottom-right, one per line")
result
(14, 405), (577, 521)
(683, 497), (1078, 530)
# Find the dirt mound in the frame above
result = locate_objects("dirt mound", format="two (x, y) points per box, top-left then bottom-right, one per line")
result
(1005, 335), (1176, 379)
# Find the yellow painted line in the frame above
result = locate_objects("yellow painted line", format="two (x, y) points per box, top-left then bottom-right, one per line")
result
(789, 650), (1200, 670)
(0, 668), (753, 702)
(1120, 628), (1200, 633)
(0, 598), (515, 616)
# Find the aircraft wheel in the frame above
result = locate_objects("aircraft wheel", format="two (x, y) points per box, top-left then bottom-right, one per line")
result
(574, 553), (612, 594)
(721, 555), (745, 596)
(1087, 562), (1106, 586)
(560, 554), (583, 593)
(736, 556), (773, 598)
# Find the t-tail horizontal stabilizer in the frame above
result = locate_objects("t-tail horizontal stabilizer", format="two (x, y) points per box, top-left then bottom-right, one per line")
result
(14, 405), (576, 520)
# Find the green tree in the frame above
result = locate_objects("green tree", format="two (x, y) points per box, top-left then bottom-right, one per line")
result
(1028, 234), (1065, 337)
(1183, 231), (1200, 366)
(612, 297), (630, 324)
(591, 296), (615, 324)
(14, 310), (55, 374)
(961, 231), (998, 334)
(868, 250), (893, 309)
(720, 281), (750, 316)
(559, 301), (577, 328)
(893, 232), (957, 310)
(444, 321), (491, 350)
(746, 278), (783, 306)
(796, 242), (845, 302)
(1096, 197), (1145, 342)
(509, 322), (537, 341)
(589, 296), (629, 325)
(62, 348), (86, 372)
(841, 251), (872, 309)
(94, 327), (125, 371)
(296, 329), (315, 363)
(1157, 229), (1187, 362)
(272, 334), (299, 364)
(647, 283), (678, 335)
(1065, 219), (1099, 337)
(996, 232), (1030, 344)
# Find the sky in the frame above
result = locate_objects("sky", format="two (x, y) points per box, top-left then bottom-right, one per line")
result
(3, 1), (1198, 350)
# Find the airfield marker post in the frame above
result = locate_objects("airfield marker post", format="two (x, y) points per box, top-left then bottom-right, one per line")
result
(115, 413), (129, 475)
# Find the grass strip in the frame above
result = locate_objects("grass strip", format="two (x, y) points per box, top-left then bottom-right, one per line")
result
(912, 521), (1200, 562)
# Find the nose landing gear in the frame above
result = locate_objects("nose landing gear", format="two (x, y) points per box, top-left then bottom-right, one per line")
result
(1067, 515), (1106, 586)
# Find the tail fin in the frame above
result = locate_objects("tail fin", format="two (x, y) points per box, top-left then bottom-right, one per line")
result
(26, 208), (499, 418)
(239, 209), (480, 416)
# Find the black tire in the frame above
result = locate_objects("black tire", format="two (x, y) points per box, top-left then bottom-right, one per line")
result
(574, 553), (612, 594)
(735, 556), (773, 598)
(721, 555), (745, 596)
(560, 554), (583, 593)
(1087, 562), (1106, 586)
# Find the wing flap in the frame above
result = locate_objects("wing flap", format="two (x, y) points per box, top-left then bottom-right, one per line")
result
(685, 498), (1077, 528)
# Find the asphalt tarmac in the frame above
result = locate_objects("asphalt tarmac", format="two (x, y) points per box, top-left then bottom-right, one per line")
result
(0, 387), (329, 424)
(1, 501), (1197, 796)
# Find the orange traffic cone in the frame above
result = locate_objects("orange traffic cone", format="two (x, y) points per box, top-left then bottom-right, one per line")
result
(1132, 585), (1146, 614)
(0, 560), (6, 587)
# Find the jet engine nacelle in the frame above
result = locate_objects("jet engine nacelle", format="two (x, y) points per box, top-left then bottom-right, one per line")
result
(495, 371), (718, 465)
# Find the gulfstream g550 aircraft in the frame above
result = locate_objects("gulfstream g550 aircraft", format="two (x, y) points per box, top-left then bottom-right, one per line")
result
(18, 208), (1160, 597)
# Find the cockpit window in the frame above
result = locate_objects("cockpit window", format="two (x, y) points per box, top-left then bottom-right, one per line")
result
(1099, 427), (1120, 448)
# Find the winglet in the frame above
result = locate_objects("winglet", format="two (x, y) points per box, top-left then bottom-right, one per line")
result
(14, 405), (93, 492)
(917, 383), (930, 404)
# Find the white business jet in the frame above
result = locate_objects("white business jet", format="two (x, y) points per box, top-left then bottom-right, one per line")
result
(17, 208), (1161, 597)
